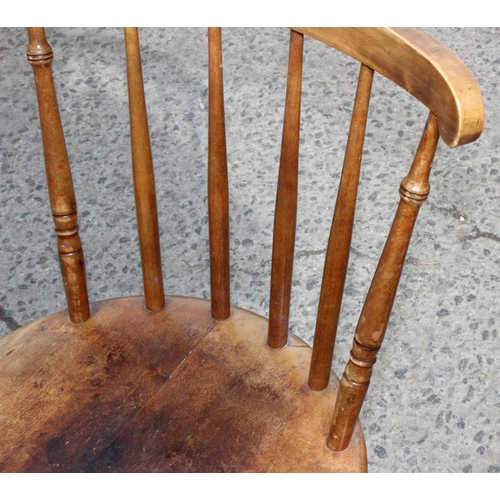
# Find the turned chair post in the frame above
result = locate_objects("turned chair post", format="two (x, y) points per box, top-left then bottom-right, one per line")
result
(208, 27), (231, 320)
(327, 111), (440, 451)
(308, 63), (374, 390)
(268, 30), (304, 349)
(124, 27), (165, 312)
(27, 27), (90, 324)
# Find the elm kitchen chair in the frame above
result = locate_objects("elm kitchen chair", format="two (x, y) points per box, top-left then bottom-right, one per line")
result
(0, 28), (483, 472)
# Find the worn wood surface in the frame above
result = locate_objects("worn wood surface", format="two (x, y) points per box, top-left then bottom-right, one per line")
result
(27, 28), (90, 323)
(11, 27), (485, 469)
(124, 27), (165, 311)
(291, 28), (484, 147)
(268, 30), (304, 349)
(0, 297), (366, 472)
(208, 27), (231, 320)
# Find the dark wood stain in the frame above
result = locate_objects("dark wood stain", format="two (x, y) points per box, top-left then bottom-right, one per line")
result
(0, 298), (366, 472)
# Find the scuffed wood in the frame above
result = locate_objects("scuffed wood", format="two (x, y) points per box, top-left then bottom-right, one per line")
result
(0, 297), (217, 472)
(0, 298), (366, 472)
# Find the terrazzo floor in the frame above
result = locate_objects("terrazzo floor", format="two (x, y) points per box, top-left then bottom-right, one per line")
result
(1, 27), (499, 473)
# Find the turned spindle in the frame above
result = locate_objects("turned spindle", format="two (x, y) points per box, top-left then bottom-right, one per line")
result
(27, 27), (90, 324)
(268, 30), (304, 349)
(308, 63), (374, 390)
(208, 27), (231, 321)
(124, 27), (165, 312)
(328, 111), (440, 451)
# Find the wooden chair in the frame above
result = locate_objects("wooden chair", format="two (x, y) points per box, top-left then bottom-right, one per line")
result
(0, 27), (483, 472)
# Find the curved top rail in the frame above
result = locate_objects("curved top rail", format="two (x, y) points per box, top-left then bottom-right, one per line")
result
(291, 27), (484, 147)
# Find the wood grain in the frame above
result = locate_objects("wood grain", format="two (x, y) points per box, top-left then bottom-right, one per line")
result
(208, 27), (231, 320)
(308, 63), (374, 391)
(0, 297), (366, 472)
(124, 27), (165, 311)
(292, 28), (484, 147)
(328, 112), (440, 451)
(27, 27), (90, 324)
(13, 26), (486, 470)
(268, 30), (304, 349)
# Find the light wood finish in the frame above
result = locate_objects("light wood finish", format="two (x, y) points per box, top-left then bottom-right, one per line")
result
(328, 112), (440, 451)
(124, 27), (165, 312)
(0, 296), (366, 472)
(292, 28), (484, 147)
(208, 27), (231, 320)
(308, 63), (374, 391)
(0, 27), (485, 472)
(268, 30), (304, 349)
(26, 28), (90, 324)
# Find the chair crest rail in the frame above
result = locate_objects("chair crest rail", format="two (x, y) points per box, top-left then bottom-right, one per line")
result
(292, 27), (484, 147)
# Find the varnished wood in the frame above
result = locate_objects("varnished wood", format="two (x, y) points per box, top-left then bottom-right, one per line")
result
(26, 28), (90, 324)
(0, 297), (366, 472)
(124, 27), (165, 312)
(308, 64), (374, 391)
(208, 27), (231, 320)
(292, 28), (484, 147)
(2, 27), (485, 471)
(328, 112), (440, 451)
(268, 30), (304, 349)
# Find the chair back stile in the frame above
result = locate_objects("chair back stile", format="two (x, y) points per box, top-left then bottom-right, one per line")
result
(328, 111), (440, 451)
(26, 27), (90, 324)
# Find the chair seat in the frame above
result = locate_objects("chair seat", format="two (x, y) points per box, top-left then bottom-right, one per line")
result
(0, 296), (366, 472)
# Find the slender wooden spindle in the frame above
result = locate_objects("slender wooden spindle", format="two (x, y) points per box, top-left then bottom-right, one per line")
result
(208, 27), (230, 320)
(308, 64), (374, 390)
(124, 28), (165, 312)
(27, 28), (90, 324)
(327, 111), (440, 451)
(268, 30), (304, 349)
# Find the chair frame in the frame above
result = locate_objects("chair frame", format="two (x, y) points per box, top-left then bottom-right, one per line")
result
(0, 27), (484, 471)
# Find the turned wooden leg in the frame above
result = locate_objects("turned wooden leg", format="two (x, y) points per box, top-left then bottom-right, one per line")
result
(328, 111), (440, 451)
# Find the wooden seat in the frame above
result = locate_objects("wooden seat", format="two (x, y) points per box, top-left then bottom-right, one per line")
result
(0, 28), (483, 472)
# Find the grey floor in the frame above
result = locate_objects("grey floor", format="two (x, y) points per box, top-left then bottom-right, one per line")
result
(1, 27), (499, 473)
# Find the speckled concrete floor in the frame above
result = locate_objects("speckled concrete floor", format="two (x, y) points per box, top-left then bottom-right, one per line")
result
(1, 27), (499, 473)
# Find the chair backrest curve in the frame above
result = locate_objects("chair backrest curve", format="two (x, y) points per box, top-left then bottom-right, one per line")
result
(292, 27), (484, 147)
